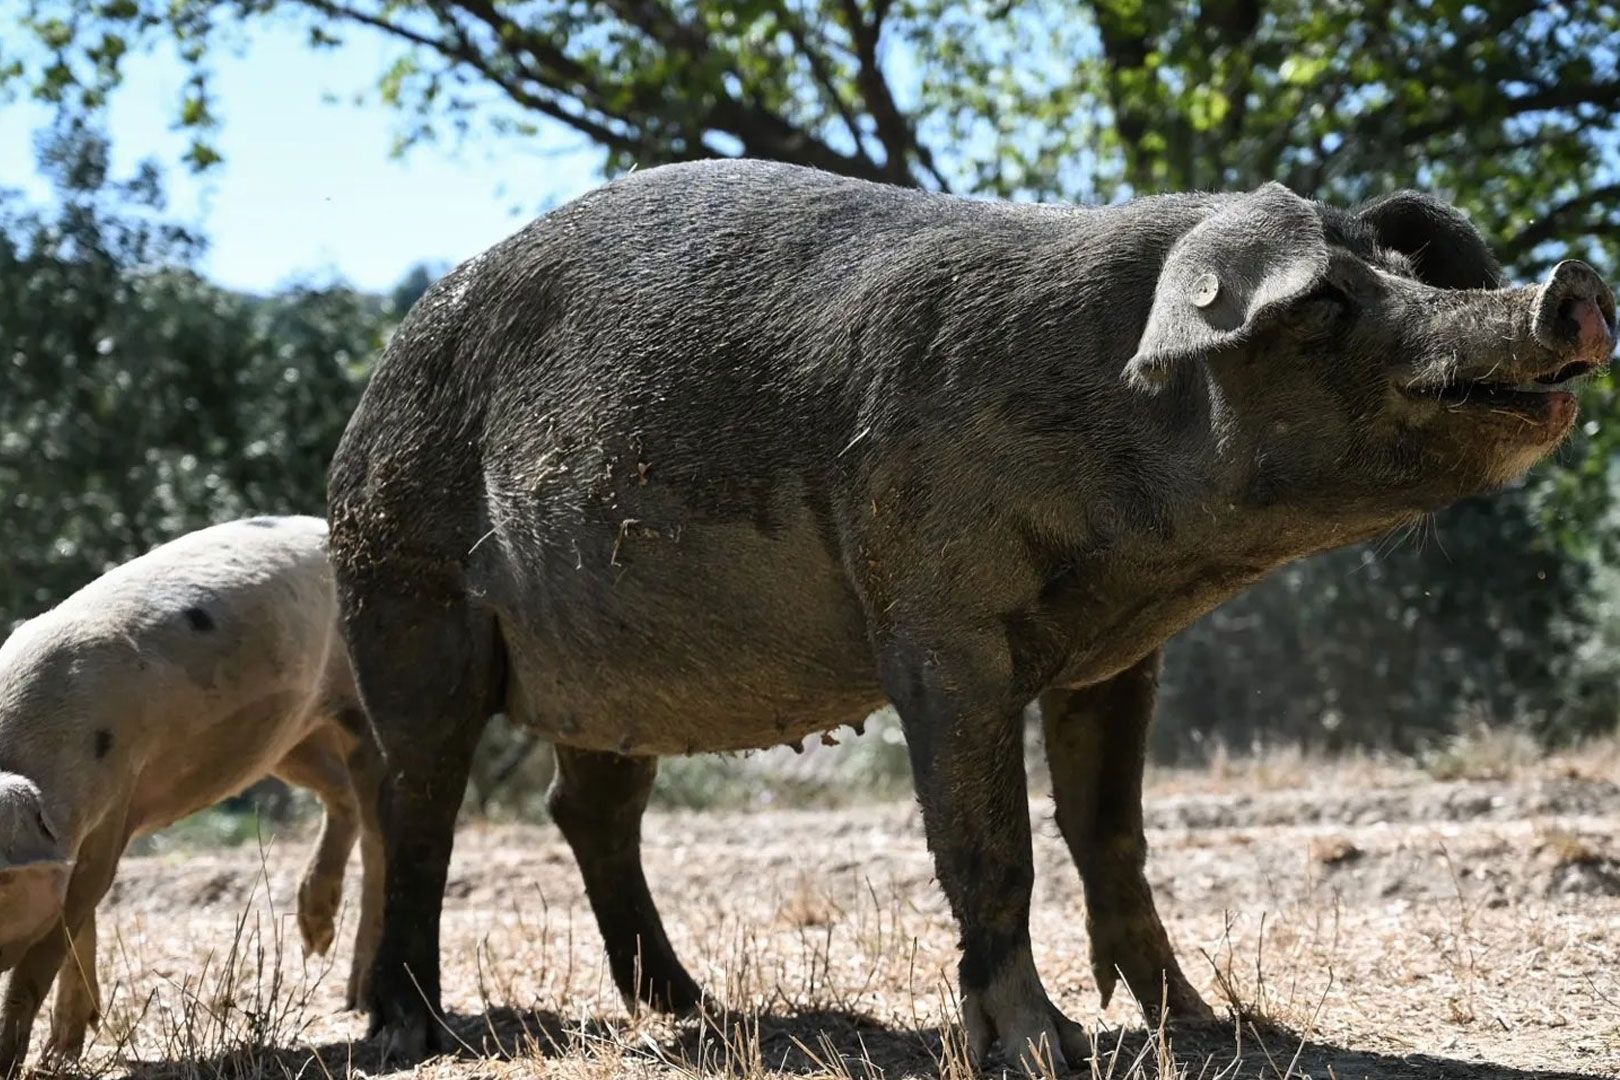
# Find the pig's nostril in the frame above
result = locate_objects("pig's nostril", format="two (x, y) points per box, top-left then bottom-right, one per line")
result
(1536, 260), (1616, 356)
(1560, 295), (1597, 329)
(1561, 296), (1615, 356)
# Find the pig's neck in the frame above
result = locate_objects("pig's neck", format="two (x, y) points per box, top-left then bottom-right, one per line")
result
(0, 705), (116, 853)
(1196, 387), (1416, 560)
(1041, 498), (1410, 692)
(1031, 388), (1416, 688)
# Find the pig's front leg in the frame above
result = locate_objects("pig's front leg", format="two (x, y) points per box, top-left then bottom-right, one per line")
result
(1040, 653), (1213, 1022)
(47, 912), (98, 1061)
(0, 818), (123, 1075)
(0, 937), (53, 1078)
(882, 639), (1088, 1075)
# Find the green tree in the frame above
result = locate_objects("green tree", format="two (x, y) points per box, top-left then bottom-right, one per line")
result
(0, 121), (388, 626)
(10, 0), (1620, 546)
(7, 2), (1620, 271)
(1158, 488), (1618, 758)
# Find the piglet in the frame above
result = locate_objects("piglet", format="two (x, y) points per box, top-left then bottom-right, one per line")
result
(0, 516), (383, 1074)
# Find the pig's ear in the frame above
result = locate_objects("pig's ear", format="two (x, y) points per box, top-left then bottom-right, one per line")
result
(1356, 190), (1503, 290)
(0, 859), (70, 914)
(0, 775), (69, 870)
(1127, 182), (1329, 389)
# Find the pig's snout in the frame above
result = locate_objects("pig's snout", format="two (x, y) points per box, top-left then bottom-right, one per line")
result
(1532, 259), (1616, 367)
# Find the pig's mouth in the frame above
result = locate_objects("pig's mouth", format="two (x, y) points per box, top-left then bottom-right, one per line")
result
(1402, 358), (1597, 426)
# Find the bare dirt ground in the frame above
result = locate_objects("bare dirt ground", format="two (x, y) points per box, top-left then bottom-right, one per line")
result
(42, 748), (1620, 1080)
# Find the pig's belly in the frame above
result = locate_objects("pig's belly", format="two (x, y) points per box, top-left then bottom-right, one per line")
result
(127, 686), (322, 834)
(509, 645), (888, 755)
(483, 515), (885, 755)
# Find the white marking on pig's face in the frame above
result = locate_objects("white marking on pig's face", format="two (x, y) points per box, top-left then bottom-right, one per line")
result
(0, 862), (69, 970)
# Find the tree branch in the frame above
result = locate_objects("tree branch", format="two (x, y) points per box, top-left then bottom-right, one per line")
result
(296, 0), (642, 154)
(1337, 75), (1620, 169)
(773, 0), (873, 167)
(1084, 0), (1158, 187)
(304, 0), (935, 187)
(1422, 79), (1620, 142)
(1501, 181), (1620, 262)
(830, 0), (952, 191)
(599, 0), (903, 182)
(835, 0), (915, 185)
(445, 0), (603, 100)
(602, 0), (710, 55)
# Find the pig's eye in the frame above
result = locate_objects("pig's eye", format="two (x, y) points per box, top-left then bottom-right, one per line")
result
(1296, 282), (1354, 327)
(1302, 282), (1351, 307)
(34, 811), (56, 845)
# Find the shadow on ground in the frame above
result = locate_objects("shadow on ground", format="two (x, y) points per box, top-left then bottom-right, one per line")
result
(109, 1007), (1611, 1079)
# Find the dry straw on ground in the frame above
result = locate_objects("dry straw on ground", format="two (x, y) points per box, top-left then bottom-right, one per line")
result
(19, 744), (1620, 1079)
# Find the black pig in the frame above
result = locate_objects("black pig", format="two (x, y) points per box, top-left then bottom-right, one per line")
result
(327, 160), (1614, 1071)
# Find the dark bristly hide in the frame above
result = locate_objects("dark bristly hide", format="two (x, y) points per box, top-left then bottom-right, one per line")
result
(326, 160), (1615, 1071)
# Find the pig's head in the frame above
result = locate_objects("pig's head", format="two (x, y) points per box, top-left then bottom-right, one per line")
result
(0, 773), (70, 971)
(1126, 183), (1614, 526)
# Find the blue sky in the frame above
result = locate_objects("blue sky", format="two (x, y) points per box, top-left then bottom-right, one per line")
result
(0, 20), (606, 293)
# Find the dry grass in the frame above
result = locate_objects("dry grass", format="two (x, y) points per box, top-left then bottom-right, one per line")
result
(1144, 731), (1620, 798)
(1144, 742), (1417, 798)
(13, 746), (1620, 1080)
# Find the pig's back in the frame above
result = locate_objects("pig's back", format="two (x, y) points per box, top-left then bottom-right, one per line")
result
(0, 517), (351, 827)
(27, 516), (338, 665)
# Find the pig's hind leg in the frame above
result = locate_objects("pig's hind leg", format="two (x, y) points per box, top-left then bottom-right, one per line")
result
(334, 578), (498, 1060)
(547, 746), (702, 1014)
(342, 728), (388, 1013)
(272, 726), (363, 959)
(1040, 652), (1213, 1022)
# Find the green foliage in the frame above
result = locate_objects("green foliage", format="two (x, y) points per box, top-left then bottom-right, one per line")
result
(7, 2), (1620, 275)
(8, 1), (1620, 536)
(0, 120), (386, 626)
(463, 712), (918, 818)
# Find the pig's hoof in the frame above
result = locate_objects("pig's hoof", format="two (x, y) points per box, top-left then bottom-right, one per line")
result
(368, 1016), (437, 1065)
(643, 973), (705, 1017)
(366, 995), (447, 1066)
(296, 878), (341, 957)
(1160, 983), (1216, 1024)
(963, 993), (1089, 1076)
(46, 1024), (87, 1063)
(1089, 924), (1216, 1025)
(1093, 955), (1215, 1024)
(298, 912), (336, 958)
(0, 1039), (24, 1080)
(344, 970), (371, 1013)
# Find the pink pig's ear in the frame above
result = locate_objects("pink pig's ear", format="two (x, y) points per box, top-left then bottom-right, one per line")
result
(0, 861), (71, 959)
(0, 773), (71, 869)
(0, 776), (71, 969)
